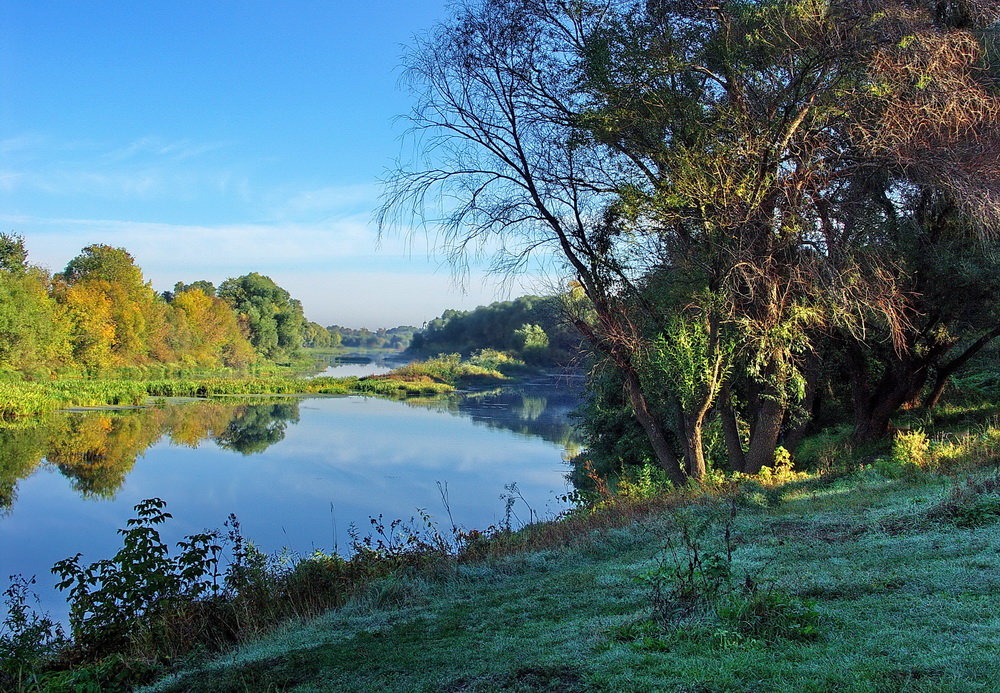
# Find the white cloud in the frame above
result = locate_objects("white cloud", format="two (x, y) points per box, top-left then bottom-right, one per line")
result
(0, 213), (551, 326)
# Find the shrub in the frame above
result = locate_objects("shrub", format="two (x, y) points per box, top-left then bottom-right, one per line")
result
(876, 429), (931, 478)
(716, 588), (821, 641)
(0, 576), (65, 690)
(52, 498), (223, 658)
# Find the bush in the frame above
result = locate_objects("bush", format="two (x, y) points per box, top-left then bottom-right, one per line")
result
(52, 498), (224, 658)
(0, 576), (65, 690)
(717, 589), (821, 642)
(875, 429), (931, 478)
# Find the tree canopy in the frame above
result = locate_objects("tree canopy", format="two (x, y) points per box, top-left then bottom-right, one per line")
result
(218, 273), (306, 360)
(385, 0), (1000, 481)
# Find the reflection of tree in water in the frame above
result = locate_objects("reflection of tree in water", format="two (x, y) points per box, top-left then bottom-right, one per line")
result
(0, 424), (49, 514)
(0, 399), (303, 513)
(215, 402), (300, 455)
(167, 401), (241, 448)
(513, 395), (547, 422)
(404, 382), (581, 448)
(46, 411), (168, 499)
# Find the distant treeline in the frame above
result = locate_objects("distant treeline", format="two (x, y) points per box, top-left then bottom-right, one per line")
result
(324, 325), (419, 350)
(410, 295), (581, 364)
(0, 236), (324, 377)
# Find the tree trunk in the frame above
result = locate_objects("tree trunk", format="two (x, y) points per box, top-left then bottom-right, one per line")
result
(622, 367), (687, 485)
(744, 395), (785, 474)
(783, 351), (822, 453)
(923, 326), (1000, 409)
(851, 358), (932, 444)
(719, 387), (746, 473)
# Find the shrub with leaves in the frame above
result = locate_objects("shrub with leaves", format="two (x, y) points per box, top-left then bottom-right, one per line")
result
(52, 498), (222, 657)
(0, 576), (65, 690)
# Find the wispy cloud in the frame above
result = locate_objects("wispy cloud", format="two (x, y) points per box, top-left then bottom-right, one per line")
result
(0, 133), (239, 201)
(0, 212), (548, 326)
(275, 183), (381, 220)
(102, 136), (229, 163)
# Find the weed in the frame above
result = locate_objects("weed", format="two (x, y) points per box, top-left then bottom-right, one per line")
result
(716, 588), (821, 641)
(0, 576), (65, 690)
(629, 499), (822, 647)
(51, 498), (224, 659)
(876, 429), (931, 478)
(928, 472), (1000, 527)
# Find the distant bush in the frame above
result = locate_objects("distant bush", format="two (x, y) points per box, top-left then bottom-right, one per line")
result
(389, 353), (506, 386)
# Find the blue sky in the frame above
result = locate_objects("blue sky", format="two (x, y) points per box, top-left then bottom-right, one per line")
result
(0, 1), (540, 327)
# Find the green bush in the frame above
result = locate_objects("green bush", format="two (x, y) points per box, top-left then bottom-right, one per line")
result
(717, 589), (821, 642)
(52, 498), (224, 658)
(0, 576), (65, 691)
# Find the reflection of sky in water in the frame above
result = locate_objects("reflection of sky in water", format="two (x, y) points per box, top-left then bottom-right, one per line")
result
(0, 394), (574, 621)
(309, 362), (393, 378)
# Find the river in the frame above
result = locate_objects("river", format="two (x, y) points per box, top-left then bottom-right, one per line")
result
(0, 360), (581, 622)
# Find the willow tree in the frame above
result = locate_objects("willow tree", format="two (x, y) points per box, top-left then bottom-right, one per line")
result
(383, 0), (999, 479)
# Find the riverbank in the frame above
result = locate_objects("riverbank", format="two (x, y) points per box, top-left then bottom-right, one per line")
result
(2, 397), (983, 691)
(0, 351), (522, 420)
(6, 368), (998, 691)
(144, 412), (1000, 692)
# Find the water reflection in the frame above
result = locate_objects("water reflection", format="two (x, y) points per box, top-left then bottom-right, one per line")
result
(0, 382), (580, 622)
(0, 381), (582, 516)
(0, 400), (302, 514)
(405, 376), (581, 448)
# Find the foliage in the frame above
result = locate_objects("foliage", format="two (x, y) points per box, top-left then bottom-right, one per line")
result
(328, 324), (417, 350)
(218, 273), (306, 360)
(0, 576), (65, 691)
(411, 296), (580, 364)
(928, 472), (1000, 527)
(167, 288), (255, 368)
(384, 0), (1000, 482)
(875, 429), (933, 478)
(715, 589), (821, 642)
(388, 353), (506, 385)
(51, 498), (224, 657)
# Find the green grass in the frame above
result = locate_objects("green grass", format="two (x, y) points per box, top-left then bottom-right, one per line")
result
(141, 458), (1000, 692)
(0, 363), (462, 420)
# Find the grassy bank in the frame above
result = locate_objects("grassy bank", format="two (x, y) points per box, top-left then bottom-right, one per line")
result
(146, 476), (999, 692)
(0, 401), (981, 691)
(6, 366), (998, 690)
(141, 425), (1000, 692)
(0, 353), (513, 420)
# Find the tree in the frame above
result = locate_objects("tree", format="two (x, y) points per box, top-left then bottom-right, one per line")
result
(384, 0), (1000, 480)
(0, 233), (28, 273)
(302, 321), (333, 349)
(55, 245), (168, 368)
(168, 287), (255, 368)
(0, 235), (72, 375)
(217, 273), (305, 360)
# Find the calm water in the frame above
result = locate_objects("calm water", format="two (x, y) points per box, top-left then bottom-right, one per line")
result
(307, 353), (397, 378)
(0, 378), (580, 620)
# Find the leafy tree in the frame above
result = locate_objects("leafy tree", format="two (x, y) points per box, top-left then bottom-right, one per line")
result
(328, 325), (416, 350)
(0, 270), (72, 376)
(55, 245), (167, 369)
(413, 296), (579, 363)
(217, 273), (305, 360)
(384, 0), (1000, 480)
(168, 288), (255, 368)
(513, 323), (549, 361)
(0, 233), (28, 273)
(302, 321), (333, 348)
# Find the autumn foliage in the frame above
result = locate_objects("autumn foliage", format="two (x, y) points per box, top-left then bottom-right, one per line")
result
(0, 238), (303, 377)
